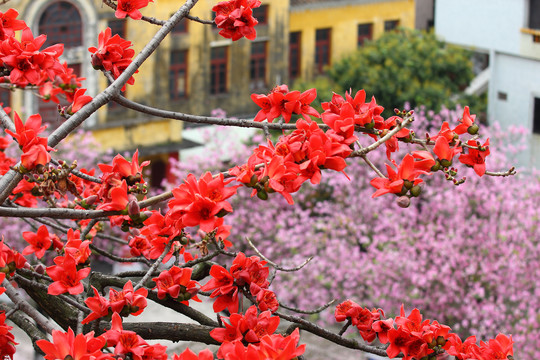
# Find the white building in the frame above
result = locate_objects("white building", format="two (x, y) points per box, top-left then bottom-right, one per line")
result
(435, 0), (540, 169)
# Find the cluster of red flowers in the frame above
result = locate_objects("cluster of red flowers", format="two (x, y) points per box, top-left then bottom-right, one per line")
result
(89, 27), (137, 89)
(0, 312), (17, 360)
(116, 0), (154, 20)
(205, 305), (305, 360)
(230, 117), (352, 204)
(38, 61), (92, 115)
(22, 224), (62, 259)
(38, 313), (169, 360)
(213, 0), (261, 41)
(370, 106), (490, 200)
(82, 281), (148, 324)
(5, 113), (53, 171)
(0, 134), (14, 177)
(251, 85), (320, 123)
(167, 171), (239, 237)
(0, 21), (64, 87)
(335, 301), (513, 360)
(0, 239), (26, 276)
(45, 229), (92, 296)
(201, 252), (277, 313)
(152, 266), (201, 305)
(96, 150), (149, 212)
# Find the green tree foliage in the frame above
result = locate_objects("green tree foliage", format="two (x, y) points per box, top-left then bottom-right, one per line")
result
(298, 29), (481, 117)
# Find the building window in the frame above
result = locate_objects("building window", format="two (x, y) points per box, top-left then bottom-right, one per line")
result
(38, 2), (82, 48)
(250, 42), (267, 89)
(210, 46), (228, 94)
(171, 14), (188, 33)
(530, 0), (540, 29)
(534, 97), (540, 134)
(357, 23), (373, 46)
(315, 28), (331, 73)
(108, 18), (127, 38)
(384, 20), (400, 32)
(253, 5), (268, 25)
(289, 31), (301, 80)
(170, 50), (188, 99)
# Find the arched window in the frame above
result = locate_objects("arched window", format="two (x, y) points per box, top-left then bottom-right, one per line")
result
(38, 1), (83, 48)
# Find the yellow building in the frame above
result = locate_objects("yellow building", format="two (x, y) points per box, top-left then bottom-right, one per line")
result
(0, 0), (414, 185)
(289, 0), (415, 81)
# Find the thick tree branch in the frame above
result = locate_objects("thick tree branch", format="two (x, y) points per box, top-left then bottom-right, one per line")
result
(2, 279), (62, 334)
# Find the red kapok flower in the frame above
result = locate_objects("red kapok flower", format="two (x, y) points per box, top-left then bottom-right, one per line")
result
(173, 348), (214, 360)
(116, 0), (154, 20)
(152, 266), (200, 305)
(454, 106), (479, 135)
(458, 138), (490, 177)
(0, 311), (17, 359)
(46, 254), (91, 295)
(68, 88), (92, 114)
(36, 327), (105, 360)
(22, 225), (55, 259)
(213, 0), (261, 41)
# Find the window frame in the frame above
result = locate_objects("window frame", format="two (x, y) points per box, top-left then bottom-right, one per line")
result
(253, 5), (269, 25)
(250, 41), (267, 89)
(384, 19), (400, 32)
(533, 96), (540, 134)
(357, 23), (373, 46)
(210, 46), (228, 95)
(38, 1), (83, 49)
(169, 49), (188, 100)
(315, 28), (331, 74)
(289, 31), (301, 80)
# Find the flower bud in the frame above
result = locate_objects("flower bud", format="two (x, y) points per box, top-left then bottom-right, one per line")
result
(249, 174), (258, 187)
(257, 190), (268, 200)
(440, 159), (452, 168)
(410, 185), (422, 197)
(436, 336), (446, 347)
(467, 123), (479, 135)
(404, 180), (413, 190)
(84, 195), (99, 206)
(128, 200), (140, 217)
(34, 264), (46, 274)
(397, 196), (410, 208)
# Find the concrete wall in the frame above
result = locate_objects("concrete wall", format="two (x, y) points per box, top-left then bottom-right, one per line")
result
(488, 52), (540, 169)
(435, 0), (526, 54)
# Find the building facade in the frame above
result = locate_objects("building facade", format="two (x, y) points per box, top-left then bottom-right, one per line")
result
(435, 0), (540, 170)
(1, 0), (415, 184)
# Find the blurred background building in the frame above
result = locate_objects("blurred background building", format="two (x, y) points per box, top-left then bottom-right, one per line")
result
(0, 0), (416, 186)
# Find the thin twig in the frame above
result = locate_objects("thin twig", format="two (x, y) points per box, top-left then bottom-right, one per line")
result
(81, 219), (99, 239)
(134, 239), (174, 290)
(13, 274), (91, 313)
(355, 140), (385, 178)
(485, 167), (516, 177)
(350, 115), (414, 157)
(280, 299), (336, 314)
(90, 243), (152, 265)
(246, 237), (313, 272)
(185, 14), (213, 24)
(338, 318), (352, 336)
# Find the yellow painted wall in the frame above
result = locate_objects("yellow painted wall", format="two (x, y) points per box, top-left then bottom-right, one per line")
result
(290, 0), (415, 80)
